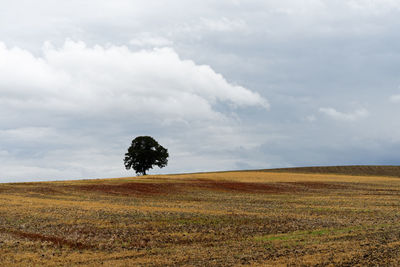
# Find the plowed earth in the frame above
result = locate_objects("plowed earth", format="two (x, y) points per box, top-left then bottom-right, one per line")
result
(1, 169), (400, 266)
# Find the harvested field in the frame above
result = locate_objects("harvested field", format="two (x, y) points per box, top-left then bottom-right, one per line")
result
(1, 168), (400, 266)
(261, 165), (400, 177)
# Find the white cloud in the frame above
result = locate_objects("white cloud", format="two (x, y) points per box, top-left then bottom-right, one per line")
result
(177, 17), (248, 36)
(130, 33), (173, 47)
(199, 17), (247, 32)
(0, 127), (56, 141)
(0, 40), (269, 181)
(319, 107), (369, 121)
(348, 0), (400, 14)
(390, 94), (400, 103)
(0, 40), (268, 121)
(1, 0), (400, 181)
(305, 115), (316, 122)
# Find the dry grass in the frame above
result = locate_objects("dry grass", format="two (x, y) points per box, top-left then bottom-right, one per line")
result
(1, 167), (400, 266)
(261, 165), (400, 177)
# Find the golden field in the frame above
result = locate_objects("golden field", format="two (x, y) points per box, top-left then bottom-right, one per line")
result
(1, 168), (400, 266)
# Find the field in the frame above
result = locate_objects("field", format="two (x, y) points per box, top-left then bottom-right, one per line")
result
(1, 167), (400, 266)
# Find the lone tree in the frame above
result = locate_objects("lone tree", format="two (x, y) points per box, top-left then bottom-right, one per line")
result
(124, 136), (169, 175)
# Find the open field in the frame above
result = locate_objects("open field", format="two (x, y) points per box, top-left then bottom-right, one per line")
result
(1, 168), (400, 266)
(261, 165), (400, 178)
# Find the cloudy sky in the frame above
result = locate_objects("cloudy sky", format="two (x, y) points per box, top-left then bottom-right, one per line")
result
(1, 0), (400, 182)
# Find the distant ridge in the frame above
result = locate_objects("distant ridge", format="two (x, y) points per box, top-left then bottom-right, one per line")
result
(260, 165), (400, 178)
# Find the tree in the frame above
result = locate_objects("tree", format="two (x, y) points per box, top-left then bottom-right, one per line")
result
(124, 136), (169, 175)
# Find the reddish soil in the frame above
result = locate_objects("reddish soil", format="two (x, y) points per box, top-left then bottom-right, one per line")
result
(73, 180), (352, 196)
(76, 182), (182, 196)
(284, 181), (350, 190)
(0, 228), (93, 249)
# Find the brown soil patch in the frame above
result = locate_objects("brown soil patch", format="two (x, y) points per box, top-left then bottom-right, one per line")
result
(0, 185), (62, 195)
(75, 182), (181, 196)
(284, 181), (350, 190)
(0, 227), (93, 249)
(71, 180), (348, 196)
(74, 180), (291, 195)
(192, 181), (289, 193)
(261, 165), (400, 177)
(2, 171), (400, 266)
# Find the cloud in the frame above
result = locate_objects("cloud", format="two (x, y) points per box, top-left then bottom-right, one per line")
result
(1, 0), (400, 181)
(0, 40), (269, 181)
(199, 17), (247, 32)
(0, 40), (268, 119)
(348, 0), (400, 14)
(130, 33), (173, 47)
(319, 107), (369, 121)
(390, 94), (400, 103)
(305, 115), (316, 122)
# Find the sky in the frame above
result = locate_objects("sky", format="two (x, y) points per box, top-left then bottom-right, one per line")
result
(1, 0), (400, 182)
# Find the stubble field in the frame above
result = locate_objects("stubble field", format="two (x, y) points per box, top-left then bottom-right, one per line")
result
(1, 167), (400, 266)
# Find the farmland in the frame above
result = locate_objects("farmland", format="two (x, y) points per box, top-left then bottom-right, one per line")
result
(1, 167), (400, 266)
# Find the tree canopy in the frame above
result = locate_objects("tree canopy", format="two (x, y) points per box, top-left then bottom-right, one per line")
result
(124, 136), (169, 175)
